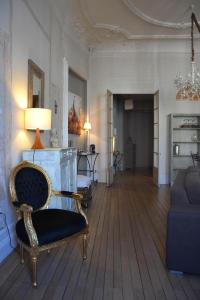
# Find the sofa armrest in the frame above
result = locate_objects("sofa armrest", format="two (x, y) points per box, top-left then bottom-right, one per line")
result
(166, 204), (200, 274)
(171, 171), (189, 205)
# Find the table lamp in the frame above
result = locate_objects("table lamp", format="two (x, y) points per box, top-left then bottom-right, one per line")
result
(25, 108), (51, 149)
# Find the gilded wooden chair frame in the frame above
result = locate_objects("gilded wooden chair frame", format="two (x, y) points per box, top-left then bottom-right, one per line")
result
(9, 161), (89, 287)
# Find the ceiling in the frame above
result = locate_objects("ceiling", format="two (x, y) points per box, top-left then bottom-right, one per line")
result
(54, 0), (200, 49)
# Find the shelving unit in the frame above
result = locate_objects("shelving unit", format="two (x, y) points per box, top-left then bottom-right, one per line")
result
(169, 114), (200, 186)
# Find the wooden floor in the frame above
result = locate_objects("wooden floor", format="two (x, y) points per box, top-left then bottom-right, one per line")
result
(1, 172), (200, 300)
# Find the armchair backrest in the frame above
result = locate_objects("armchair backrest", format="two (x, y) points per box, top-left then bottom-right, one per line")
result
(9, 161), (52, 211)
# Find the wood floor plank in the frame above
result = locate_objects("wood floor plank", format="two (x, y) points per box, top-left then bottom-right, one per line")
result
(72, 183), (107, 300)
(118, 188), (135, 300)
(118, 193), (155, 298)
(113, 187), (122, 290)
(123, 175), (166, 299)
(0, 250), (19, 287)
(93, 288), (103, 300)
(92, 188), (110, 291)
(168, 273), (188, 300)
(134, 200), (176, 300)
(63, 186), (107, 300)
(131, 180), (175, 299)
(113, 288), (123, 300)
(118, 186), (144, 300)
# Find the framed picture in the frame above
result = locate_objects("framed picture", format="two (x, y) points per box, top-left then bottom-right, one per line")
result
(68, 92), (83, 135)
(28, 59), (44, 108)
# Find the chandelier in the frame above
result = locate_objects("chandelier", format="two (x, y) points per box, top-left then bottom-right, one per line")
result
(174, 13), (200, 101)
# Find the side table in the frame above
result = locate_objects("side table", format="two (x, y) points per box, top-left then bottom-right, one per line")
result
(77, 151), (99, 183)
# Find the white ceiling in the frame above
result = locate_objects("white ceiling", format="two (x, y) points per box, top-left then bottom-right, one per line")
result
(53, 0), (200, 49)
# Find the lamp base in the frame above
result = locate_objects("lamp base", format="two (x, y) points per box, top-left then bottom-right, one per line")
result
(31, 128), (44, 149)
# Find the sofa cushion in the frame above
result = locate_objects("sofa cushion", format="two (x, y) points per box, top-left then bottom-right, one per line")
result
(185, 170), (200, 204)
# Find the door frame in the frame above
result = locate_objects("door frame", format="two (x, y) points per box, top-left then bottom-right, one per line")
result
(153, 90), (160, 186)
(106, 89), (114, 186)
(106, 90), (160, 184)
(61, 57), (69, 147)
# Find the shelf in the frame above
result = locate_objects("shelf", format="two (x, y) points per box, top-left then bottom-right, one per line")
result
(173, 141), (200, 144)
(173, 155), (191, 157)
(173, 128), (200, 130)
(173, 114), (200, 118)
(173, 168), (188, 171)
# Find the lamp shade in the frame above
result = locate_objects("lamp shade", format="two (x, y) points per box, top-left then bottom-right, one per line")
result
(25, 108), (51, 130)
(83, 121), (92, 130)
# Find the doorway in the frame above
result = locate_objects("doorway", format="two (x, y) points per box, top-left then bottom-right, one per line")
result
(113, 94), (154, 177)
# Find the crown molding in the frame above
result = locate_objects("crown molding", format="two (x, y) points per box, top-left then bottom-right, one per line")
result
(94, 23), (192, 40)
(90, 39), (200, 56)
(90, 50), (190, 58)
(121, 0), (192, 29)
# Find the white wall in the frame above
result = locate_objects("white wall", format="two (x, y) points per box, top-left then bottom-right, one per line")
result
(0, 0), (10, 34)
(88, 41), (200, 183)
(0, 0), (89, 262)
(11, 0), (51, 165)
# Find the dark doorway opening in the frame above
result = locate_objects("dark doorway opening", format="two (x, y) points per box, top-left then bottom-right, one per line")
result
(113, 94), (154, 176)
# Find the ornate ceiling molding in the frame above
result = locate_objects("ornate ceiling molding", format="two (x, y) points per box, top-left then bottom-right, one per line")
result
(121, 0), (191, 29)
(78, 0), (192, 43)
(79, 0), (96, 26)
(95, 23), (132, 39)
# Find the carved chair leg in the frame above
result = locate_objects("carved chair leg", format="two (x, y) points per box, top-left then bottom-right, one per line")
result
(31, 256), (38, 287)
(20, 244), (24, 264)
(82, 234), (87, 260)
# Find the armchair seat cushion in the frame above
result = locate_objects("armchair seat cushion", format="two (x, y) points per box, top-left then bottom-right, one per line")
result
(16, 209), (87, 246)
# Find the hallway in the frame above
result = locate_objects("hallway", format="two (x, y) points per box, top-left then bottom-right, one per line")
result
(0, 173), (200, 300)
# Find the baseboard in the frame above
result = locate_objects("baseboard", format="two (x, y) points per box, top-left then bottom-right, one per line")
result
(0, 222), (16, 263)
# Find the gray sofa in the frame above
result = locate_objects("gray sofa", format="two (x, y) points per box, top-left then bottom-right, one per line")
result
(166, 167), (200, 274)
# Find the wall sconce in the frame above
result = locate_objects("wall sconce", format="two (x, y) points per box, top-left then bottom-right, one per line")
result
(25, 108), (51, 149)
(83, 121), (92, 131)
(83, 121), (92, 151)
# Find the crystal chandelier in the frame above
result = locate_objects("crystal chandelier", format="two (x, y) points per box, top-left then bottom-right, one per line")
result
(174, 13), (200, 101)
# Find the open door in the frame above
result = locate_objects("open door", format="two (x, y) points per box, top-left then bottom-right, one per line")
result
(107, 90), (114, 186)
(153, 90), (159, 186)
